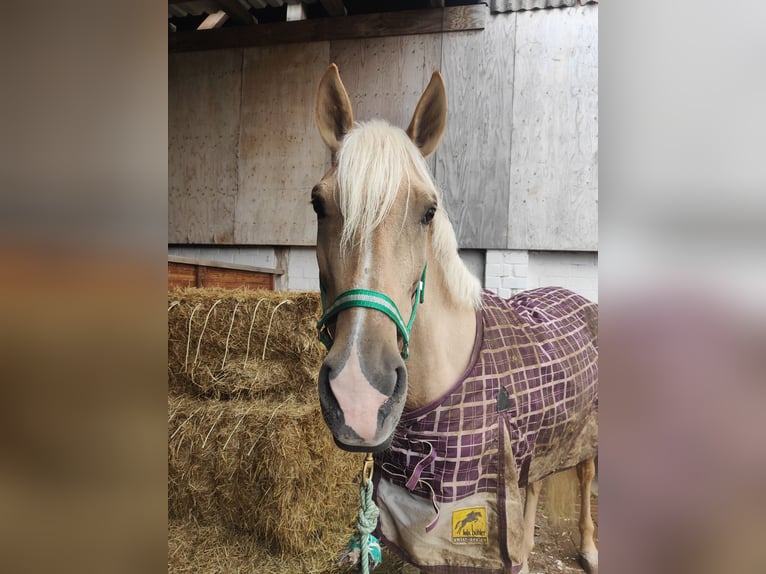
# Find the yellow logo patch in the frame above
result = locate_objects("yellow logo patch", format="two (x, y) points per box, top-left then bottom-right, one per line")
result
(451, 507), (488, 544)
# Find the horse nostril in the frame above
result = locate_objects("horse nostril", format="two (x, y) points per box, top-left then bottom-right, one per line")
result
(317, 361), (345, 427)
(391, 365), (408, 402)
(318, 362), (332, 392)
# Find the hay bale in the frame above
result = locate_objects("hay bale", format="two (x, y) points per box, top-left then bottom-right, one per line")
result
(166, 288), (370, 561)
(168, 395), (360, 554)
(168, 518), (344, 573)
(167, 288), (324, 399)
(168, 518), (408, 574)
(172, 358), (318, 402)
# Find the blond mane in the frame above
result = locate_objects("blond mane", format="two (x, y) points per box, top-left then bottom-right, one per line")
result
(335, 120), (482, 309)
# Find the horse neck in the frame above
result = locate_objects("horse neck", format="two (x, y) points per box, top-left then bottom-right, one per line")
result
(404, 259), (478, 410)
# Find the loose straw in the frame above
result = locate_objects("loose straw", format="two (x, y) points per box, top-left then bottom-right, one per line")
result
(243, 298), (267, 368)
(262, 300), (294, 360)
(222, 405), (253, 451)
(193, 299), (222, 367)
(201, 407), (225, 450)
(247, 397), (290, 457)
(184, 303), (202, 372)
(169, 406), (202, 441)
(221, 301), (240, 370)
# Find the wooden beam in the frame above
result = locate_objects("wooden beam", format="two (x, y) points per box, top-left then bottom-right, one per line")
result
(215, 0), (257, 25)
(170, 4), (487, 52)
(319, 0), (347, 17)
(168, 255), (284, 275)
(197, 10), (229, 30)
(286, 3), (306, 22)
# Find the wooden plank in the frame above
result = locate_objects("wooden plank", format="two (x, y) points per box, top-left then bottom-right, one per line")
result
(435, 12), (516, 249)
(169, 5), (486, 52)
(508, 4), (598, 250)
(168, 255), (283, 275)
(235, 43), (330, 246)
(330, 35), (442, 132)
(286, 4), (307, 22)
(168, 50), (242, 244)
(197, 10), (229, 30)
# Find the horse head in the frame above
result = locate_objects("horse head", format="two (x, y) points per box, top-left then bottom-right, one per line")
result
(312, 64), (447, 452)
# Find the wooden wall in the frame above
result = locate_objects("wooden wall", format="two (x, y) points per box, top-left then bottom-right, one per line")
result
(508, 8), (598, 250)
(169, 3), (598, 251)
(168, 260), (275, 290)
(436, 12), (516, 249)
(169, 50), (241, 243)
(236, 43), (329, 245)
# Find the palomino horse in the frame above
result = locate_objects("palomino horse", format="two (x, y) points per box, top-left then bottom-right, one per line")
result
(313, 64), (598, 574)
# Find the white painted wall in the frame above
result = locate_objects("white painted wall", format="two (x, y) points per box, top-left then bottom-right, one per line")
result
(484, 249), (529, 299)
(527, 251), (598, 303)
(283, 247), (320, 291)
(168, 246), (597, 302)
(485, 249), (598, 302)
(458, 250), (485, 287)
(168, 245), (278, 269)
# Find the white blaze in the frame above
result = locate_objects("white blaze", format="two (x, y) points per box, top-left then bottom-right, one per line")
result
(328, 340), (388, 442)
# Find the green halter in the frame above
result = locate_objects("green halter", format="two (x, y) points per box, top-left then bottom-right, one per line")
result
(317, 265), (427, 360)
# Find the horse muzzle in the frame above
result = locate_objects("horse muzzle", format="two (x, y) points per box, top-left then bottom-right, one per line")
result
(317, 343), (408, 453)
(315, 272), (426, 452)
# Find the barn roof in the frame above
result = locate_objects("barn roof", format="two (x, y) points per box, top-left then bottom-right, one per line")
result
(168, 0), (598, 52)
(489, 0), (597, 13)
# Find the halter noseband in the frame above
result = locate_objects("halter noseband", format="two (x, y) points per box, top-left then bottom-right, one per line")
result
(317, 265), (427, 360)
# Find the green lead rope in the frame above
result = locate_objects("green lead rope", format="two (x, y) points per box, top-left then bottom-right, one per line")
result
(356, 476), (381, 573)
(317, 265), (427, 360)
(338, 455), (382, 573)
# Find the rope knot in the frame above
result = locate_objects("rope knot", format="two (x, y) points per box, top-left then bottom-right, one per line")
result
(338, 472), (382, 573)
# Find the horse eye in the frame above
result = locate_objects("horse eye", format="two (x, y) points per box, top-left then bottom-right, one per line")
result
(421, 205), (437, 225)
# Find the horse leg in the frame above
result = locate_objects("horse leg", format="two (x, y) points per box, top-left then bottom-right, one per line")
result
(576, 457), (598, 573)
(518, 480), (542, 574)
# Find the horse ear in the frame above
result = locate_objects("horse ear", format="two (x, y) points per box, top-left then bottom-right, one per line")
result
(316, 64), (354, 153)
(406, 71), (447, 157)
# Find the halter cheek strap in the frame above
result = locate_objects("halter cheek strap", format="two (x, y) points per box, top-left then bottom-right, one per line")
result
(317, 265), (427, 360)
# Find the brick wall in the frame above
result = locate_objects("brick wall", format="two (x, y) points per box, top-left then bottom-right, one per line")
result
(283, 247), (320, 291)
(485, 249), (598, 302)
(527, 251), (598, 302)
(484, 250), (529, 299)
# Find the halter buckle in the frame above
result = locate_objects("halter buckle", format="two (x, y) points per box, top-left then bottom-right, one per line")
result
(362, 452), (374, 483)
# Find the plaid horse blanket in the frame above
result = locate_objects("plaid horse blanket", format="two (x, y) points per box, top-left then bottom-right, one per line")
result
(373, 287), (598, 574)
